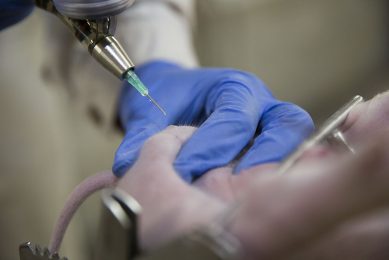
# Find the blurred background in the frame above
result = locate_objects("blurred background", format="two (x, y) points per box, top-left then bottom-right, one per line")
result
(196, 0), (389, 122)
(0, 0), (388, 259)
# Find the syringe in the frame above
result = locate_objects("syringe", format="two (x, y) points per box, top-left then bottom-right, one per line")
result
(124, 70), (167, 116)
(34, 0), (166, 116)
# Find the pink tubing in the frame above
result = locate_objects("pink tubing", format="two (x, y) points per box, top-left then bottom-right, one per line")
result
(49, 171), (118, 254)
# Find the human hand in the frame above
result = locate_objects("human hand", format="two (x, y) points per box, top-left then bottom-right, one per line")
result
(0, 0), (34, 30)
(116, 124), (389, 259)
(113, 61), (314, 182)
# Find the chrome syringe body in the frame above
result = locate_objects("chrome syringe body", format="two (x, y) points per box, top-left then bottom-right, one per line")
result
(34, 0), (166, 115)
(34, 0), (134, 79)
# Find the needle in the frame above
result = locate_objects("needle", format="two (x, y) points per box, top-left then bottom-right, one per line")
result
(124, 70), (167, 116)
(145, 93), (167, 116)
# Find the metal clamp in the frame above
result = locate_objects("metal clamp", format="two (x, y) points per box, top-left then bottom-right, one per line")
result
(34, 0), (135, 80)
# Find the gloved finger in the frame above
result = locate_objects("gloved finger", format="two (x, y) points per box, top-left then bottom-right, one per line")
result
(136, 126), (197, 171)
(235, 102), (314, 173)
(174, 71), (269, 182)
(0, 0), (34, 30)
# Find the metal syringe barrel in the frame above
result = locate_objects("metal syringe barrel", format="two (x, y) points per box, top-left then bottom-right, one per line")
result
(35, 0), (135, 80)
(91, 36), (134, 79)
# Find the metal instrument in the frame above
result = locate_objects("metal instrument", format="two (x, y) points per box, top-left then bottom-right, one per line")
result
(19, 242), (67, 260)
(35, 0), (134, 79)
(34, 0), (166, 114)
(276, 95), (364, 174)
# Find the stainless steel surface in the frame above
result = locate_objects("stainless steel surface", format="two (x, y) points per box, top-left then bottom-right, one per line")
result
(276, 95), (364, 175)
(92, 36), (135, 78)
(19, 242), (67, 260)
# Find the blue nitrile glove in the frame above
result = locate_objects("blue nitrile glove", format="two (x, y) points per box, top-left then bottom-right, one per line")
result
(113, 61), (314, 182)
(0, 0), (34, 30)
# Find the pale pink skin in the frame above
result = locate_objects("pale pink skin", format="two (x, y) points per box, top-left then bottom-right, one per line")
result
(117, 91), (389, 259)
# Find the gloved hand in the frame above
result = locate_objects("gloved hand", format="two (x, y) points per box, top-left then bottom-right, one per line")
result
(113, 61), (314, 182)
(0, 0), (34, 30)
